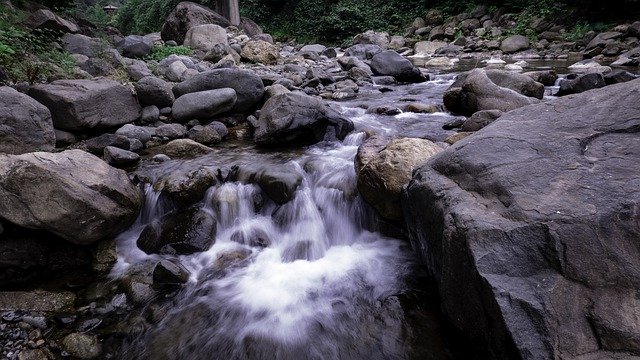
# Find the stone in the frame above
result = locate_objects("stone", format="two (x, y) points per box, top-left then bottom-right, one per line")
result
(461, 109), (504, 131)
(344, 44), (383, 60)
(444, 69), (541, 116)
(0, 87), (55, 154)
(241, 39), (279, 65)
(61, 34), (104, 57)
(172, 88), (237, 122)
(81, 58), (115, 77)
(155, 167), (216, 205)
(140, 105), (160, 123)
(402, 102), (442, 114)
(137, 205), (216, 255)
(116, 35), (153, 58)
(586, 31), (623, 50)
(356, 136), (442, 222)
(253, 93), (354, 146)
(187, 124), (223, 145)
(173, 68), (264, 113)
(403, 78), (640, 359)
(162, 139), (213, 158)
(54, 129), (76, 147)
(183, 24), (228, 52)
(161, 1), (231, 44)
(556, 73), (606, 96)
(204, 43), (239, 63)
(414, 41), (448, 56)
(153, 260), (190, 286)
(126, 60), (153, 81)
(75, 134), (130, 155)
(155, 123), (187, 139)
(29, 79), (141, 131)
(524, 70), (558, 86)
(62, 333), (101, 359)
(352, 30), (390, 49)
(240, 17), (263, 37)
(500, 35), (530, 53)
(0, 291), (75, 311)
(604, 70), (638, 85)
(166, 61), (189, 82)
(17, 349), (48, 360)
(103, 146), (140, 166)
(115, 124), (153, 143)
(25, 9), (79, 33)
(264, 84), (290, 100)
(370, 50), (427, 83)
(0, 150), (141, 245)
(300, 44), (326, 53)
(568, 59), (611, 74)
(230, 163), (303, 205)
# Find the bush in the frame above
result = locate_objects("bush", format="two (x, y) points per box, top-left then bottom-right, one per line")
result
(146, 45), (193, 61)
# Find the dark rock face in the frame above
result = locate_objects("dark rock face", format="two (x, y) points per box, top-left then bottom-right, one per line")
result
(0, 150), (142, 245)
(137, 205), (216, 255)
(172, 69), (264, 113)
(252, 93), (354, 146)
(557, 73), (606, 96)
(171, 88), (237, 122)
(116, 35), (153, 59)
(461, 109), (503, 132)
(29, 79), (141, 131)
(369, 50), (427, 83)
(161, 1), (231, 44)
(135, 76), (175, 108)
(403, 78), (640, 359)
(24, 9), (79, 33)
(229, 164), (303, 204)
(0, 86), (55, 154)
(444, 69), (540, 116)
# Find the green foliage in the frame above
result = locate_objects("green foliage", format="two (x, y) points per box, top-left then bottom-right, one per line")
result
(146, 45), (193, 61)
(0, 4), (77, 83)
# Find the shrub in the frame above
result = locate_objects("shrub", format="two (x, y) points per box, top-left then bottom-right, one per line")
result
(146, 45), (193, 61)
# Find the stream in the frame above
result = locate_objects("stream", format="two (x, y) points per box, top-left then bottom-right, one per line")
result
(109, 62), (569, 359)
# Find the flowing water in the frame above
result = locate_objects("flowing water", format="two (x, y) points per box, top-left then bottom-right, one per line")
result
(111, 68), (568, 359)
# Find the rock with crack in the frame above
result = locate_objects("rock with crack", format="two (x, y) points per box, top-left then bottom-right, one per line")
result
(403, 78), (640, 359)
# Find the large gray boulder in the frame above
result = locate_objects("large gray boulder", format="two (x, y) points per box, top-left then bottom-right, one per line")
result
(134, 76), (175, 108)
(352, 30), (390, 49)
(0, 150), (141, 245)
(173, 68), (264, 113)
(240, 39), (279, 65)
(556, 73), (606, 96)
(116, 35), (153, 59)
(172, 88), (237, 122)
(370, 50), (427, 83)
(61, 34), (103, 57)
(161, 1), (231, 44)
(356, 136), (442, 222)
(183, 24), (228, 51)
(0, 87), (55, 154)
(29, 79), (141, 131)
(25, 9), (79, 33)
(500, 35), (530, 53)
(403, 78), (640, 359)
(253, 93), (354, 146)
(443, 69), (540, 116)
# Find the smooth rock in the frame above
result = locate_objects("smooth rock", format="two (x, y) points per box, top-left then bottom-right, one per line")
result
(0, 87), (55, 154)
(103, 146), (140, 166)
(161, 1), (231, 44)
(501, 35), (530, 53)
(162, 139), (213, 158)
(184, 24), (227, 51)
(116, 35), (153, 58)
(135, 76), (175, 108)
(241, 39), (279, 65)
(172, 88), (237, 122)
(370, 50), (427, 83)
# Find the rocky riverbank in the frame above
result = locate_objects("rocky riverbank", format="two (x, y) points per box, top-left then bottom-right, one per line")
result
(1, 0), (639, 359)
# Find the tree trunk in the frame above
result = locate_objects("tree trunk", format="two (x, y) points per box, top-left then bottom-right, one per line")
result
(216, 0), (240, 26)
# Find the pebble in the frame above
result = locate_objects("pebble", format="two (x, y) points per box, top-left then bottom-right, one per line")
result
(22, 316), (47, 330)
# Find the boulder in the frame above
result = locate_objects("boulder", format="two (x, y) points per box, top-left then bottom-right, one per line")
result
(173, 68), (264, 113)
(556, 73), (606, 96)
(74, 134), (131, 155)
(586, 31), (623, 50)
(604, 70), (638, 85)
(172, 88), (237, 122)
(500, 35), (530, 53)
(0, 150), (141, 245)
(137, 205), (216, 255)
(115, 124), (153, 143)
(461, 109), (504, 132)
(253, 93), (354, 146)
(141, 105), (160, 123)
(524, 70), (558, 86)
(161, 1), (231, 44)
(162, 139), (213, 158)
(229, 164), (303, 205)
(414, 41), (448, 56)
(155, 167), (216, 206)
(356, 137), (442, 222)
(25, 9), (79, 33)
(103, 146), (140, 166)
(62, 333), (101, 359)
(444, 69), (540, 116)
(116, 35), (153, 58)
(61, 34), (103, 57)
(239, 17), (263, 37)
(0, 87), (55, 154)
(344, 44), (383, 60)
(29, 79), (141, 131)
(155, 123), (187, 139)
(183, 24), (228, 51)
(300, 44), (326, 53)
(125, 59), (153, 81)
(153, 260), (190, 286)
(403, 78), (640, 359)
(370, 50), (427, 83)
(352, 30), (390, 49)
(187, 124), (222, 145)
(241, 39), (279, 65)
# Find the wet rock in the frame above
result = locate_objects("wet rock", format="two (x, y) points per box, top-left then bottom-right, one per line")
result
(161, 1), (231, 44)
(29, 79), (141, 132)
(402, 102), (442, 114)
(187, 124), (223, 145)
(62, 333), (101, 359)
(155, 123), (186, 139)
(253, 93), (354, 146)
(230, 164), (303, 204)
(184, 24), (227, 52)
(135, 76), (175, 108)
(444, 69), (540, 116)
(173, 68), (264, 113)
(403, 78), (640, 359)
(604, 70), (637, 85)
(91, 239), (117, 274)
(356, 136), (442, 222)
(0, 150), (141, 244)
(124, 280), (155, 304)
(26, 8), (77, 33)
(156, 167), (216, 206)
(17, 349), (48, 360)
(103, 146), (140, 166)
(568, 59), (611, 74)
(116, 124), (153, 143)
(370, 50), (427, 83)
(153, 260), (190, 286)
(523, 70), (558, 86)
(0, 291), (75, 311)
(162, 139), (214, 158)
(0, 86), (55, 154)
(230, 228), (270, 247)
(241, 39), (279, 65)
(75, 134), (130, 155)
(137, 205), (216, 255)
(461, 110), (503, 132)
(116, 35), (153, 58)
(556, 73), (606, 96)
(172, 88), (237, 122)
(500, 35), (530, 53)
